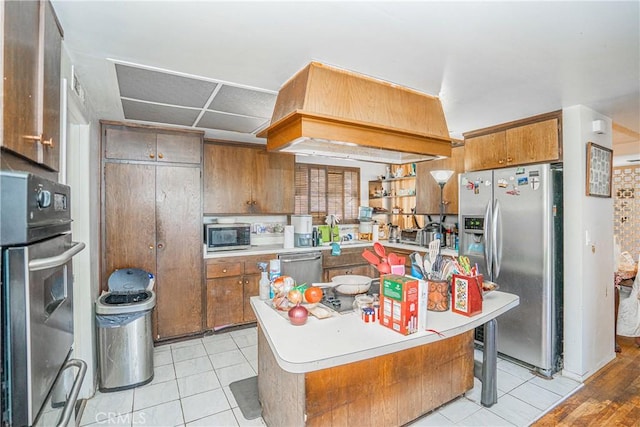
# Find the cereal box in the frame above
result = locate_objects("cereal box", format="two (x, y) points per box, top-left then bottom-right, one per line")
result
(380, 275), (423, 335)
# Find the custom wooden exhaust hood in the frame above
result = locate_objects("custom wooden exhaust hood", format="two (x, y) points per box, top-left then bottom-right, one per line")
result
(257, 62), (452, 163)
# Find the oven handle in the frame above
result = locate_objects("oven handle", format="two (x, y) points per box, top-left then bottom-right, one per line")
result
(29, 242), (86, 271)
(57, 358), (87, 427)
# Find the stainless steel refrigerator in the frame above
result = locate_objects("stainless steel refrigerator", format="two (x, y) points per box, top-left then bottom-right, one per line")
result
(458, 163), (563, 376)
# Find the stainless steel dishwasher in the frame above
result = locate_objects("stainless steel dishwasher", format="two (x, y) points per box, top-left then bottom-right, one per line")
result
(278, 251), (323, 285)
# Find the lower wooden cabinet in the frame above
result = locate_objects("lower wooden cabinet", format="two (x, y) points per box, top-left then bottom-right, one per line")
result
(205, 254), (275, 330)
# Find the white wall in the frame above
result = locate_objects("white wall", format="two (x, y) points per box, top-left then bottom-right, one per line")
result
(61, 45), (101, 399)
(562, 105), (615, 382)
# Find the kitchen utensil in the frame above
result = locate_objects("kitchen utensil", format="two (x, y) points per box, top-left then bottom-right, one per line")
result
(373, 242), (387, 262)
(428, 239), (440, 272)
(362, 249), (380, 266)
(388, 252), (401, 266)
(330, 275), (372, 295)
(409, 252), (424, 277)
(459, 256), (472, 275)
(378, 261), (391, 274)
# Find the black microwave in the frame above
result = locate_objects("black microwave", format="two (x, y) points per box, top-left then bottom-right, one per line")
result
(205, 223), (251, 252)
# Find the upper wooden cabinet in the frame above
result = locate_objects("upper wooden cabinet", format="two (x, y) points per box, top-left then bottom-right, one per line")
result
(464, 114), (561, 171)
(203, 142), (295, 214)
(415, 145), (465, 215)
(2, 0), (62, 171)
(103, 123), (202, 164)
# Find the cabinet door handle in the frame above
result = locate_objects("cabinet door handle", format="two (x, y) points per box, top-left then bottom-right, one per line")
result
(158, 153), (164, 159)
(252, 201), (257, 205)
(41, 137), (54, 147)
(149, 153), (155, 159)
(222, 269), (227, 273)
(149, 245), (154, 250)
(244, 280), (249, 285)
(506, 157), (513, 163)
(23, 134), (42, 143)
(246, 200), (252, 205)
(498, 159), (504, 164)
(157, 243), (164, 249)
(238, 280), (243, 285)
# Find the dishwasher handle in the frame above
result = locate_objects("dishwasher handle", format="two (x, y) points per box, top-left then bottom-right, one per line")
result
(278, 252), (322, 263)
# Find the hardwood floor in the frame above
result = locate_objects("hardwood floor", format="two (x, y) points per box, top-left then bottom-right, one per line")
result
(534, 336), (640, 426)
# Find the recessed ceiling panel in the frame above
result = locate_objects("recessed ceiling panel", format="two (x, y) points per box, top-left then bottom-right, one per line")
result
(197, 111), (268, 133)
(208, 85), (277, 118)
(122, 99), (200, 127)
(116, 64), (217, 108)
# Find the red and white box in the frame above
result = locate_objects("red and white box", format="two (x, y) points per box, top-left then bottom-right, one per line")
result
(379, 275), (425, 335)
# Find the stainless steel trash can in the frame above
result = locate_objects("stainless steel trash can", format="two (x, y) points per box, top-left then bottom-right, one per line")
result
(96, 268), (156, 391)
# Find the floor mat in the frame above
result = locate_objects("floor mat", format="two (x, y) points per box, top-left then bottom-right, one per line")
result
(229, 376), (261, 420)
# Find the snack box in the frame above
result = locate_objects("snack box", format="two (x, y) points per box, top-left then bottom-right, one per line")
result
(380, 275), (426, 335)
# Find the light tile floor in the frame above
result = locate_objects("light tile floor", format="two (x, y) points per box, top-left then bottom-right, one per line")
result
(81, 326), (581, 427)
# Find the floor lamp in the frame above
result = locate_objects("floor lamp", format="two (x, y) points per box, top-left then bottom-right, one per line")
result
(429, 170), (454, 252)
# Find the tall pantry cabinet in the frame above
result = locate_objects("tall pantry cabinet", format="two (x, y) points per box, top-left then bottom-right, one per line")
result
(101, 122), (204, 341)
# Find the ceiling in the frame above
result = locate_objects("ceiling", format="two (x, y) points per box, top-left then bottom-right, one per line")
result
(52, 0), (639, 161)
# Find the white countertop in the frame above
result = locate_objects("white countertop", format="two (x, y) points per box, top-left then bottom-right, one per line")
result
(204, 241), (458, 259)
(250, 290), (519, 374)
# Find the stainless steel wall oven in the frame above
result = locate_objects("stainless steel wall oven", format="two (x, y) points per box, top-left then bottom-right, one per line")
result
(1, 172), (86, 426)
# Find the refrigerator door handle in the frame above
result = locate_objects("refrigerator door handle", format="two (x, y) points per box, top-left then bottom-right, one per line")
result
(492, 199), (503, 279)
(483, 200), (493, 277)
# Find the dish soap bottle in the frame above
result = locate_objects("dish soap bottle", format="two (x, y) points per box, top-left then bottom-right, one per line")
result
(258, 262), (270, 300)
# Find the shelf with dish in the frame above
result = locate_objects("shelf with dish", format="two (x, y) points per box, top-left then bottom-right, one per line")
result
(369, 194), (416, 200)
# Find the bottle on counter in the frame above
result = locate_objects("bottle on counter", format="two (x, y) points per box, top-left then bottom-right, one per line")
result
(268, 259), (281, 298)
(312, 227), (318, 247)
(259, 271), (270, 300)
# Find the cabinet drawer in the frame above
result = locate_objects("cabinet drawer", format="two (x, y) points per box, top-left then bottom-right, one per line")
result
(206, 261), (243, 278)
(244, 255), (275, 275)
(322, 247), (371, 268)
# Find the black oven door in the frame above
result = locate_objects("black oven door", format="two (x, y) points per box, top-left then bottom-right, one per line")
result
(2, 233), (85, 426)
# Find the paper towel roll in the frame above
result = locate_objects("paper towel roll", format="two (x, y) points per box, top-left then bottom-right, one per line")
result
(284, 225), (295, 249)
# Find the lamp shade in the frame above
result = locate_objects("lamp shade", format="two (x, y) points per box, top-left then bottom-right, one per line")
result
(430, 169), (455, 185)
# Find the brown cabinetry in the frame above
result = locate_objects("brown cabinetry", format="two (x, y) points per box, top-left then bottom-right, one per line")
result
(323, 247), (377, 281)
(416, 145), (464, 215)
(203, 142), (294, 214)
(2, 0), (62, 171)
(102, 124), (204, 341)
(464, 114), (561, 172)
(104, 124), (201, 164)
(205, 254), (274, 329)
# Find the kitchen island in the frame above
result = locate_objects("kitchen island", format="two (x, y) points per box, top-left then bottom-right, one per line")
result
(251, 290), (519, 426)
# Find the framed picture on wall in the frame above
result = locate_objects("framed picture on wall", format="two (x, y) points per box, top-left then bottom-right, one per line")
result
(586, 141), (613, 198)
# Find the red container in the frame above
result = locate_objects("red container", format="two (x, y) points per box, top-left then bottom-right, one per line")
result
(451, 274), (483, 317)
